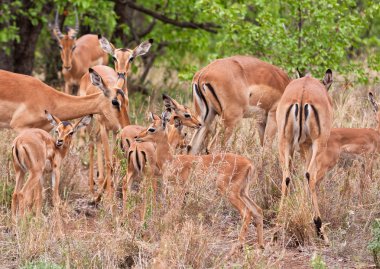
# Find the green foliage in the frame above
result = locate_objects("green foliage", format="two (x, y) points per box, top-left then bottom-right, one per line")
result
(368, 219), (380, 268)
(310, 252), (328, 269)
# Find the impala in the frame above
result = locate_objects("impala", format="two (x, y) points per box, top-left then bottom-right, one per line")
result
(188, 56), (290, 154)
(12, 112), (91, 217)
(79, 36), (153, 200)
(0, 70), (127, 132)
(120, 94), (201, 215)
(312, 92), (380, 200)
(53, 9), (108, 94)
(135, 113), (264, 248)
(276, 70), (333, 240)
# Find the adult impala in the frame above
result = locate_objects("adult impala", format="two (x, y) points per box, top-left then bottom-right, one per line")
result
(0, 70), (127, 132)
(188, 56), (290, 154)
(79, 36), (153, 200)
(276, 70), (333, 241)
(53, 9), (108, 94)
(12, 112), (91, 217)
(135, 113), (264, 249)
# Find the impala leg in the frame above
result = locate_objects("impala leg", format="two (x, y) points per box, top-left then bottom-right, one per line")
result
(122, 169), (135, 218)
(278, 138), (293, 213)
(263, 110), (277, 148)
(100, 125), (114, 198)
(228, 192), (251, 244)
(307, 141), (328, 242)
(188, 109), (216, 155)
(19, 171), (41, 216)
(241, 194), (264, 249)
(35, 177), (43, 217)
(88, 141), (95, 194)
(12, 169), (25, 218)
(64, 82), (71, 95)
(52, 166), (61, 208)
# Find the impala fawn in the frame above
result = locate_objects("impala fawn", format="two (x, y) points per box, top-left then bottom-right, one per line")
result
(11, 111), (92, 217)
(135, 112), (264, 248)
(120, 94), (201, 216)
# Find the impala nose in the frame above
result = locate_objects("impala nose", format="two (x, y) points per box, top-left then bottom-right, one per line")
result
(63, 66), (71, 70)
(56, 140), (63, 147)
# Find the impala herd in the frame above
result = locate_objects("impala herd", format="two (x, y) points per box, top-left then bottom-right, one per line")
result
(3, 10), (379, 250)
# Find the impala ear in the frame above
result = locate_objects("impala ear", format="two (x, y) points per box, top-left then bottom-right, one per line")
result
(369, 92), (379, 112)
(45, 110), (61, 127)
(149, 112), (160, 122)
(161, 111), (170, 129)
(132, 39), (153, 58)
(174, 117), (183, 129)
(89, 68), (110, 97)
(322, 69), (333, 90)
(98, 35), (115, 57)
(73, 115), (93, 132)
(162, 93), (180, 112)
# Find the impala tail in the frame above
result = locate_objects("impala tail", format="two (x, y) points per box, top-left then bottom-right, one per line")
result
(12, 143), (29, 173)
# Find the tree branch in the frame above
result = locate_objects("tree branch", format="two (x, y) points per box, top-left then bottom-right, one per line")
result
(121, 0), (219, 33)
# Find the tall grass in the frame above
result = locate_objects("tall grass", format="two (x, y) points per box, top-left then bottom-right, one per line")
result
(1, 82), (380, 268)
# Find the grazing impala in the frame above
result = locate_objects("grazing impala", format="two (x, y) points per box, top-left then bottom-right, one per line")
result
(276, 70), (333, 240)
(0, 70), (127, 132)
(312, 92), (380, 199)
(79, 36), (153, 200)
(12, 112), (91, 217)
(188, 56), (290, 154)
(135, 113), (264, 248)
(53, 9), (108, 94)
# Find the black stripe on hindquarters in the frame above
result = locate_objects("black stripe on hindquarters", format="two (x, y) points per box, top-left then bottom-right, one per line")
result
(310, 104), (321, 136)
(194, 83), (209, 122)
(283, 104), (294, 136)
(204, 83), (222, 113)
(135, 150), (141, 172)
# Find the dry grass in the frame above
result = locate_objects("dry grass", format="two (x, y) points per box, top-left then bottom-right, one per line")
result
(1, 82), (380, 268)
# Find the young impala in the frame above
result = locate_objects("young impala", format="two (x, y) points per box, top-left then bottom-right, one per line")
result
(12, 112), (91, 217)
(313, 92), (380, 198)
(135, 113), (264, 248)
(120, 94), (201, 215)
(276, 70), (333, 241)
(79, 36), (153, 201)
(53, 9), (108, 94)
(189, 56), (290, 154)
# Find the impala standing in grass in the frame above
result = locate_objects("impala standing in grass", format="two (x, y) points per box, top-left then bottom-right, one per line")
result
(276, 70), (333, 241)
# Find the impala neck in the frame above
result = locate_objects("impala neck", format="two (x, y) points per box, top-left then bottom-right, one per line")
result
(155, 132), (174, 171)
(51, 91), (103, 121)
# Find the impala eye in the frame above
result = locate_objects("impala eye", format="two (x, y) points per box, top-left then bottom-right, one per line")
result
(129, 56), (134, 62)
(112, 56), (117, 61)
(112, 99), (120, 107)
(72, 45), (76, 51)
(68, 131), (74, 136)
(59, 46), (63, 50)
(184, 113), (191, 118)
(148, 128), (155, 133)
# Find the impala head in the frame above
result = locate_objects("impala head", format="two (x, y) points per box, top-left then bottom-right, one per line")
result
(369, 92), (380, 123)
(53, 9), (80, 70)
(89, 68), (130, 130)
(135, 112), (169, 143)
(45, 111), (92, 148)
(162, 93), (201, 128)
(98, 35), (153, 77)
